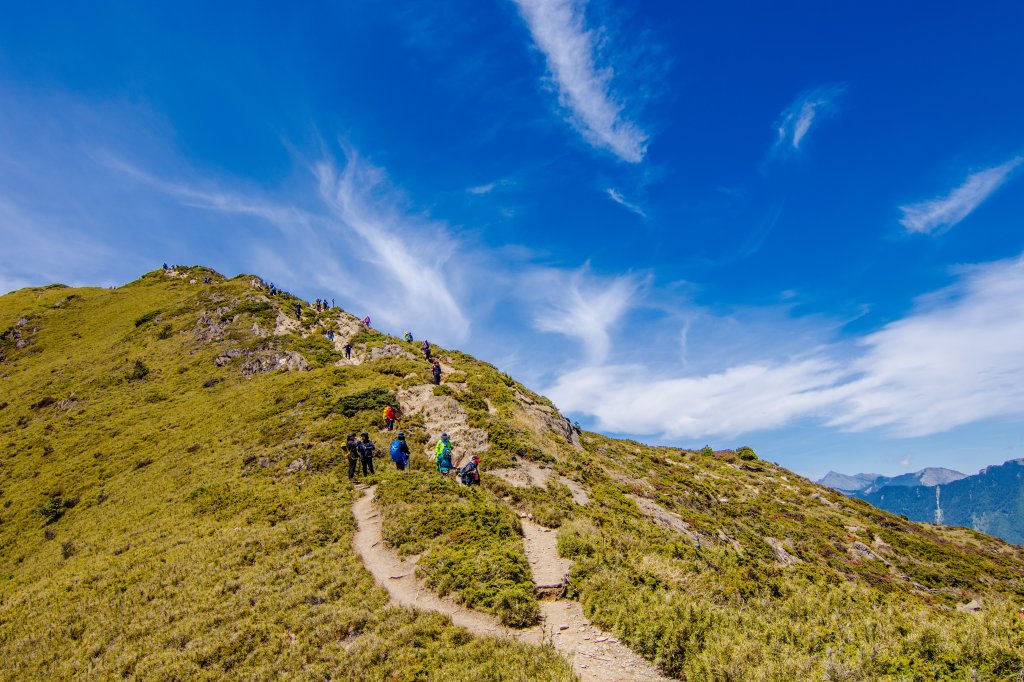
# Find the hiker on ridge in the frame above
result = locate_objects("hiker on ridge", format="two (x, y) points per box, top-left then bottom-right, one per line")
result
(357, 432), (376, 476)
(383, 403), (398, 431)
(404, 331), (413, 343)
(422, 340), (432, 361)
(431, 360), (441, 385)
(343, 342), (353, 359)
(434, 433), (454, 475)
(458, 455), (481, 486)
(390, 431), (411, 470)
(362, 315), (371, 327)
(345, 433), (361, 481)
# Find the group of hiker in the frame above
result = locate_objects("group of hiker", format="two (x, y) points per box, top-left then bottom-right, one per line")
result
(313, 298), (334, 312)
(345, 428), (480, 486)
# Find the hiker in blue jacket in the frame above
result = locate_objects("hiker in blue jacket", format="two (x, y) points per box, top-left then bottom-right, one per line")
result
(390, 432), (411, 470)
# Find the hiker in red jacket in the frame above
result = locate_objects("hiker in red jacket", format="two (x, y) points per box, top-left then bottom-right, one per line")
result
(383, 404), (398, 431)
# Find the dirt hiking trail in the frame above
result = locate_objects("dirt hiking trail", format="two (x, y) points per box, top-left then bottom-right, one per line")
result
(353, 485), (671, 682)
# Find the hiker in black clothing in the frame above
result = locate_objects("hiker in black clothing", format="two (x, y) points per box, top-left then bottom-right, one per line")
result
(346, 433), (360, 480)
(163, 263), (168, 270)
(327, 329), (335, 342)
(294, 303), (302, 318)
(357, 432), (376, 476)
(431, 360), (442, 385)
(422, 340), (432, 361)
(343, 342), (352, 359)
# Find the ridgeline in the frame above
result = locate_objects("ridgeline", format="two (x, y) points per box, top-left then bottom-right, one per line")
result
(1, 266), (1023, 680)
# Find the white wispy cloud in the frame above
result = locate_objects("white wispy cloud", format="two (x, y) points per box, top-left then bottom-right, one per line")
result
(546, 253), (1024, 441)
(109, 149), (472, 341)
(774, 85), (845, 151)
(526, 265), (645, 362)
(605, 187), (646, 218)
(548, 357), (841, 439)
(827, 254), (1024, 435)
(512, 0), (648, 163)
(899, 156), (1022, 234)
(467, 182), (497, 195)
(315, 151), (471, 338)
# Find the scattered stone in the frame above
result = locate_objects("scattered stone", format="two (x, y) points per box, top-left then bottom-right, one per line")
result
(765, 537), (802, 566)
(957, 599), (982, 613)
(286, 459), (306, 474)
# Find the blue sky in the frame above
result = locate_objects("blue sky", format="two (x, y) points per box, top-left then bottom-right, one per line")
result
(2, 1), (1023, 480)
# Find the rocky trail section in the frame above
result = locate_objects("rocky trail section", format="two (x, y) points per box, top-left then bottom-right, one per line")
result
(353, 485), (671, 682)
(396, 383), (489, 464)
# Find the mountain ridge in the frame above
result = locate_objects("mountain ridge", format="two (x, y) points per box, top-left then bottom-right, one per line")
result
(818, 466), (967, 494)
(2, 265), (1023, 679)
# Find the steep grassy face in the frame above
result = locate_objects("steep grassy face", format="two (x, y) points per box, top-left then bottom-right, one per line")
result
(0, 269), (573, 681)
(552, 436), (1024, 679)
(3, 266), (1024, 681)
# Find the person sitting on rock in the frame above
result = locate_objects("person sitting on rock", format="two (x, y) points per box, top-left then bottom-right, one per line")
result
(346, 433), (361, 480)
(357, 432), (376, 476)
(390, 432), (411, 470)
(459, 455), (481, 486)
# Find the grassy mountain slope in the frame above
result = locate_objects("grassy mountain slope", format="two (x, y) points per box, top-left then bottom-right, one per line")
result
(2, 266), (1024, 680)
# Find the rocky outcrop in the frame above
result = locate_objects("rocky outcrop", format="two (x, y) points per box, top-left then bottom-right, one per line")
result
(214, 346), (310, 374)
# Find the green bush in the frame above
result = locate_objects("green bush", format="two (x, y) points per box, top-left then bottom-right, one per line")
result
(38, 495), (75, 524)
(220, 300), (272, 322)
(134, 309), (161, 327)
(736, 446), (758, 461)
(329, 388), (395, 418)
(126, 359), (150, 381)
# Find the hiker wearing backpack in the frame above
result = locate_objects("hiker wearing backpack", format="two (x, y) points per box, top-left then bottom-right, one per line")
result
(383, 404), (398, 431)
(362, 315), (371, 327)
(459, 455), (481, 486)
(404, 331), (413, 343)
(390, 432), (411, 470)
(357, 432), (376, 476)
(345, 433), (360, 480)
(422, 340), (432, 361)
(431, 360), (441, 385)
(434, 433), (454, 475)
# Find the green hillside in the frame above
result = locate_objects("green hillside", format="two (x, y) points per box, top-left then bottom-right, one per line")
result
(1, 266), (1023, 680)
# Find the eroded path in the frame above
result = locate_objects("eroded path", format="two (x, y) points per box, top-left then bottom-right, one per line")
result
(352, 485), (672, 682)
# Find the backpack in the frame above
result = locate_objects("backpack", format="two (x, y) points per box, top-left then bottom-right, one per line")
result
(390, 440), (406, 462)
(436, 447), (453, 473)
(384, 406), (396, 420)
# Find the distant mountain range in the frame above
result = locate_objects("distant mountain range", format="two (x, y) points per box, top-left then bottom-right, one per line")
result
(819, 460), (1024, 544)
(818, 467), (967, 495)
